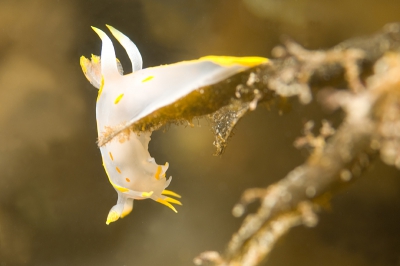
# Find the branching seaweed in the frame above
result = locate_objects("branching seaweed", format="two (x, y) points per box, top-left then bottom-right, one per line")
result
(191, 23), (400, 265)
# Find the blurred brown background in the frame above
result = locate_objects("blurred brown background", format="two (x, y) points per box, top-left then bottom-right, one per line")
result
(0, 0), (400, 265)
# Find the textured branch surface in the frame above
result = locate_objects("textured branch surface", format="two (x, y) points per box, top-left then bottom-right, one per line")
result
(194, 23), (400, 266)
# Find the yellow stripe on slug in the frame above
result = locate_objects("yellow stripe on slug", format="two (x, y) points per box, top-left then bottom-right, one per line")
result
(154, 166), (162, 180)
(114, 93), (124, 104)
(199, 56), (268, 67)
(156, 198), (177, 213)
(141, 191), (154, 198)
(162, 190), (181, 198)
(141, 76), (154, 83)
(114, 185), (128, 193)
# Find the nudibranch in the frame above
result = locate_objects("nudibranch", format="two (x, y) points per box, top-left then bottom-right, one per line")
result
(80, 25), (267, 225)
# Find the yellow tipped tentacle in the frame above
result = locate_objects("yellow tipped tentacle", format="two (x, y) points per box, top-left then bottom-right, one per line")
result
(164, 197), (182, 206)
(106, 24), (143, 71)
(162, 189), (181, 198)
(156, 198), (178, 213)
(106, 210), (119, 225)
(91, 26), (120, 79)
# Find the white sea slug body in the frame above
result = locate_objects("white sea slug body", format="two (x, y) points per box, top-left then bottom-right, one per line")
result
(80, 25), (267, 225)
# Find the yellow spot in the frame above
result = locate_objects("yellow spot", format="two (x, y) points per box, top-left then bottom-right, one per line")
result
(141, 76), (154, 83)
(162, 190), (181, 198)
(97, 76), (104, 102)
(103, 163), (128, 193)
(125, 178), (130, 182)
(199, 56), (268, 67)
(114, 93), (124, 104)
(164, 197), (182, 206)
(141, 191), (154, 198)
(116, 187), (128, 192)
(156, 198), (178, 213)
(154, 165), (162, 180)
(106, 210), (119, 225)
(109, 152), (114, 161)
(116, 167), (121, 173)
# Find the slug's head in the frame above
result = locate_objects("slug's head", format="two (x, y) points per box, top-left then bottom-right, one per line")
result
(80, 25), (143, 89)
